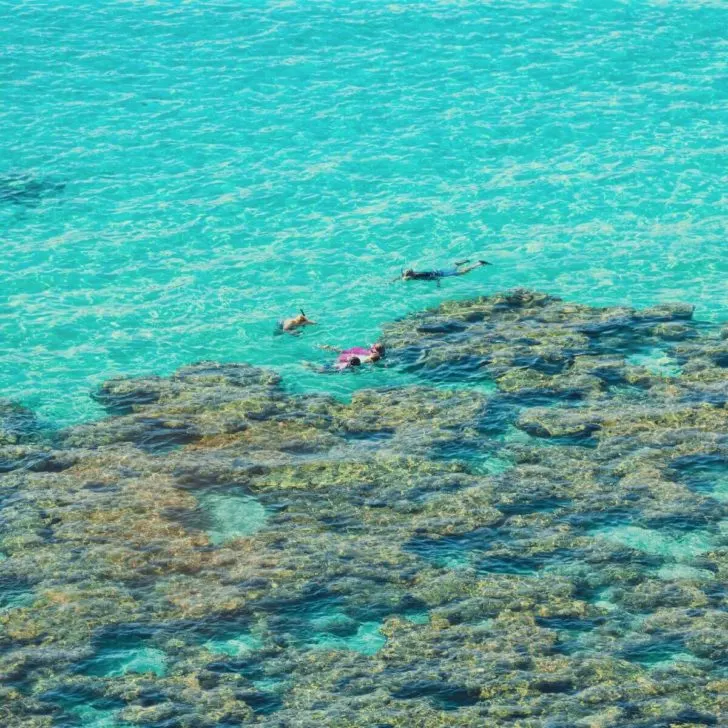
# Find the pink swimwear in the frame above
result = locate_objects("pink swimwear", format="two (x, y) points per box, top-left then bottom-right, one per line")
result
(337, 346), (371, 363)
(334, 346), (375, 371)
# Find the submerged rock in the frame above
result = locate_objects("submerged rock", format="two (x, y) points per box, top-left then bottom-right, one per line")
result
(0, 401), (42, 446)
(2, 290), (726, 726)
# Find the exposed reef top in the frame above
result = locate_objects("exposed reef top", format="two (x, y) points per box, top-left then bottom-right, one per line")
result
(1, 290), (726, 727)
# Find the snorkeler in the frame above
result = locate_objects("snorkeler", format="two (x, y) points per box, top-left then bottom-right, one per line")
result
(304, 343), (384, 373)
(319, 342), (386, 366)
(394, 259), (491, 286)
(278, 309), (316, 334)
(304, 355), (363, 374)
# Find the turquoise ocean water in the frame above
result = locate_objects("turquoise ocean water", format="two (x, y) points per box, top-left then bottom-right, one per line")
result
(3, 4), (728, 725)
(2, 0), (728, 424)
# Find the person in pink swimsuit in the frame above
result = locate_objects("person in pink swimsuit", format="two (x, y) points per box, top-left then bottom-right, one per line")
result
(318, 342), (386, 371)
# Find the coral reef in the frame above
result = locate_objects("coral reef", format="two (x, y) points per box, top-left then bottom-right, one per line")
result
(1, 290), (726, 726)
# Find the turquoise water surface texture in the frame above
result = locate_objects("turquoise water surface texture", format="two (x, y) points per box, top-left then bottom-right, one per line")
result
(3, 0), (728, 424)
(2, 3), (728, 727)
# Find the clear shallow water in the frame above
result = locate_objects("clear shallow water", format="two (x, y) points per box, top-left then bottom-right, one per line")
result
(2, 0), (728, 424)
(2, 5), (728, 721)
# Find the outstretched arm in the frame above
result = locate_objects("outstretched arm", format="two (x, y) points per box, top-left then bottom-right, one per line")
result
(317, 344), (342, 353)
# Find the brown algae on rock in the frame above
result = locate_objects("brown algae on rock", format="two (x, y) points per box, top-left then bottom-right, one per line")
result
(0, 291), (726, 726)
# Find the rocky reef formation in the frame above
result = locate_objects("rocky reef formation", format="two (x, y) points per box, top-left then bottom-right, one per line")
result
(1, 290), (726, 727)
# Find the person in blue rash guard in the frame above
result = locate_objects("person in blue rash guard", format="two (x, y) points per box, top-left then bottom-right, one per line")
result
(394, 259), (491, 285)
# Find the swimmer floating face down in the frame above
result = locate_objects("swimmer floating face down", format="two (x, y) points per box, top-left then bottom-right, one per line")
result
(396, 260), (491, 284)
(314, 342), (386, 370)
(340, 343), (386, 364)
(281, 309), (316, 333)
